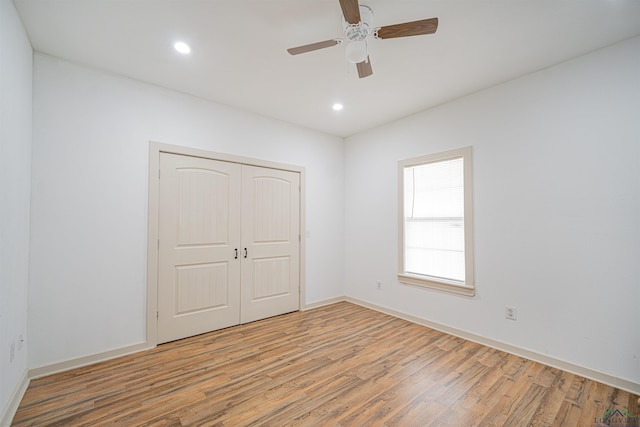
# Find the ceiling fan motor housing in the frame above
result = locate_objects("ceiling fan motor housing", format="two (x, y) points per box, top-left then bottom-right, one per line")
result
(343, 5), (373, 41)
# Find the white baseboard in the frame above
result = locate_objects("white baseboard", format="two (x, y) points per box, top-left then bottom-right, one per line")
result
(303, 296), (345, 311)
(344, 296), (640, 395)
(1, 370), (29, 427)
(29, 342), (152, 380)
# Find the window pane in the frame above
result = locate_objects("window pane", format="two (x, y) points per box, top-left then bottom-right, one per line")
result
(404, 157), (465, 282)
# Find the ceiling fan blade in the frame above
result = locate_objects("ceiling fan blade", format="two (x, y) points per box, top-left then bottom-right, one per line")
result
(375, 18), (438, 39)
(287, 39), (341, 55)
(339, 0), (361, 25)
(356, 57), (372, 78)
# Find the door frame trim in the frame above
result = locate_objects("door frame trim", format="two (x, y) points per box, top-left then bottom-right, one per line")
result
(146, 141), (306, 347)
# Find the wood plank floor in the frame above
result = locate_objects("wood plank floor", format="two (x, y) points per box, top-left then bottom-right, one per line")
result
(12, 302), (639, 426)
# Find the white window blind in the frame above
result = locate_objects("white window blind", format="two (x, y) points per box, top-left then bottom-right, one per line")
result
(398, 146), (474, 295)
(404, 157), (465, 282)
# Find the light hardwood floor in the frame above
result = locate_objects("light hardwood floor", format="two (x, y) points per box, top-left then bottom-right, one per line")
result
(12, 302), (639, 426)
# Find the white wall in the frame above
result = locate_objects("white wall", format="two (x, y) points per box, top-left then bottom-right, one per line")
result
(344, 36), (640, 385)
(0, 0), (32, 417)
(29, 53), (344, 368)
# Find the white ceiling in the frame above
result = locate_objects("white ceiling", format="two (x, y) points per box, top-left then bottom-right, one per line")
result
(13, 0), (640, 137)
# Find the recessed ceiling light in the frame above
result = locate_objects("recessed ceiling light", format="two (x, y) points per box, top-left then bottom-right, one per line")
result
(174, 41), (191, 54)
(332, 103), (344, 111)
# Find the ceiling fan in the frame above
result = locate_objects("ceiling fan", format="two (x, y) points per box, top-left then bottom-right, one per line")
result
(287, 0), (439, 78)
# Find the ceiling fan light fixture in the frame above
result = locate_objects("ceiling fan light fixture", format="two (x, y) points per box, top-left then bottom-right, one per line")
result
(345, 40), (368, 64)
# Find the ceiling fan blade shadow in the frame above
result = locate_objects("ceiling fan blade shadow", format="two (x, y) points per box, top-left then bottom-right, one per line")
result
(339, 0), (361, 24)
(287, 39), (341, 55)
(356, 57), (372, 78)
(375, 18), (438, 39)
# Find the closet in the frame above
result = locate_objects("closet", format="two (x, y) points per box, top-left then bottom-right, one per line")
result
(156, 152), (300, 344)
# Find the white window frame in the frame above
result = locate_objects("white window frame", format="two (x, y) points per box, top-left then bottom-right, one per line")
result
(398, 146), (475, 296)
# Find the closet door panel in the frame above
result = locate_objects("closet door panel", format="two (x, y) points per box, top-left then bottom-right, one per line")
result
(157, 153), (241, 343)
(241, 166), (300, 323)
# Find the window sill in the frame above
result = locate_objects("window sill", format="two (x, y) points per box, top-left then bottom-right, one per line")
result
(398, 273), (475, 297)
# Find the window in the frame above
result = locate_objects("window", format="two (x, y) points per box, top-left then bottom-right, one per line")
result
(398, 146), (474, 296)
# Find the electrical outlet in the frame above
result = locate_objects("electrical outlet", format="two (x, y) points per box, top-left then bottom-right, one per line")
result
(505, 306), (517, 321)
(376, 281), (382, 290)
(10, 342), (15, 363)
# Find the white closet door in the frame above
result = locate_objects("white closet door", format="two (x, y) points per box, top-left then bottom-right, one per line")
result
(157, 153), (241, 344)
(240, 165), (300, 323)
